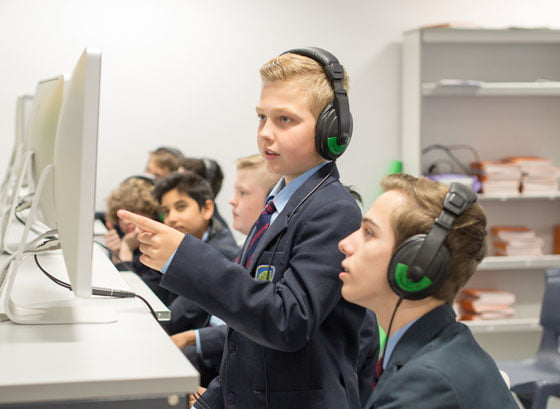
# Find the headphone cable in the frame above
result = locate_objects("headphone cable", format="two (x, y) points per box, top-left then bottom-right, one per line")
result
(266, 163), (334, 271)
(379, 296), (404, 370)
(259, 163), (335, 409)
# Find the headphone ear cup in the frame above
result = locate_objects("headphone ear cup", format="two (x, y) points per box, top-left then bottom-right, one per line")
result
(387, 234), (451, 300)
(315, 103), (352, 160)
(388, 235), (424, 298)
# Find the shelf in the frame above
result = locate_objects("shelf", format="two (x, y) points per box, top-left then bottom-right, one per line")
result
(477, 191), (560, 201)
(461, 317), (540, 333)
(479, 255), (560, 270)
(416, 27), (560, 44)
(422, 81), (560, 96)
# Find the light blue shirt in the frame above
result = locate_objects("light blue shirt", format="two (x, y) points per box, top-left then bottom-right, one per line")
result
(266, 161), (330, 226)
(382, 318), (419, 369)
(194, 315), (226, 354)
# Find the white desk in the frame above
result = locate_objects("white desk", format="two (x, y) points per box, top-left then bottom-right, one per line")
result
(0, 246), (198, 408)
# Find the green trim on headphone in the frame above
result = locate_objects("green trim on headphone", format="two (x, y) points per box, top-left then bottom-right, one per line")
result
(395, 262), (433, 292)
(327, 136), (347, 155)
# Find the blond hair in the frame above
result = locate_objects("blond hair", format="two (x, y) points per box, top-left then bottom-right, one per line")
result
(259, 52), (350, 118)
(236, 154), (281, 193)
(381, 174), (488, 304)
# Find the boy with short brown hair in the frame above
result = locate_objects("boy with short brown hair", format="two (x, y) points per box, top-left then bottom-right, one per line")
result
(339, 174), (518, 409)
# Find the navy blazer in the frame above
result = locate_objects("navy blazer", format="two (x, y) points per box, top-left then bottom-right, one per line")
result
(162, 162), (367, 409)
(185, 312), (378, 402)
(162, 217), (240, 334)
(367, 304), (519, 409)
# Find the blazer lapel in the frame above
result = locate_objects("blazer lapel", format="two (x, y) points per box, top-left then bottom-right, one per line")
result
(246, 162), (339, 272)
(387, 304), (457, 369)
(366, 305), (458, 408)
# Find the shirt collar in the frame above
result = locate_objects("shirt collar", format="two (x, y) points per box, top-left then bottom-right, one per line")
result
(382, 317), (419, 369)
(267, 161), (330, 218)
(201, 226), (211, 242)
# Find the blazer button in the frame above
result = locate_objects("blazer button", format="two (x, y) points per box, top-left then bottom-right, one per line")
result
(228, 340), (236, 353)
(227, 391), (236, 404)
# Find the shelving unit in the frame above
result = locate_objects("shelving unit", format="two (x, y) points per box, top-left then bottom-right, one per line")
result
(479, 255), (560, 270)
(478, 192), (560, 201)
(402, 27), (560, 359)
(423, 81), (560, 96)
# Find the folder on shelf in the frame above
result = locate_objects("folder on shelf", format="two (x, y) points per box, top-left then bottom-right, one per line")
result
(502, 156), (560, 193)
(490, 226), (544, 256)
(491, 226), (535, 240)
(460, 288), (517, 306)
(472, 160), (521, 194)
(458, 288), (516, 321)
(460, 310), (515, 321)
(472, 160), (522, 179)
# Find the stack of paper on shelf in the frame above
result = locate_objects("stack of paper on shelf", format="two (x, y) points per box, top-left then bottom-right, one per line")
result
(505, 156), (560, 193)
(458, 288), (516, 321)
(471, 160), (521, 194)
(491, 226), (544, 256)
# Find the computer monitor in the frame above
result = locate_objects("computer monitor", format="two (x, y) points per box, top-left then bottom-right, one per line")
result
(0, 94), (34, 215)
(2, 48), (116, 324)
(27, 76), (65, 228)
(0, 79), (64, 255)
(53, 49), (100, 298)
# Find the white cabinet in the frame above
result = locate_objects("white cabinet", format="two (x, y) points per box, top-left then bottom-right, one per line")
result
(402, 28), (560, 358)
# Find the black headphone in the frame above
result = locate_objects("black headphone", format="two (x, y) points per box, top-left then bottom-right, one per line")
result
(201, 158), (218, 185)
(281, 47), (353, 161)
(387, 182), (478, 300)
(121, 173), (156, 185)
(154, 146), (185, 160)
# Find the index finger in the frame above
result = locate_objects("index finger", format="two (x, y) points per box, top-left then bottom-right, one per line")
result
(117, 209), (165, 233)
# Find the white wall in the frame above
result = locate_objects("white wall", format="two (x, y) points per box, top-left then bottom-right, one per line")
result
(1, 0), (560, 240)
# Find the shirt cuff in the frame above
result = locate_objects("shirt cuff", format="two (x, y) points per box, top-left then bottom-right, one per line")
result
(195, 329), (202, 355)
(160, 250), (177, 274)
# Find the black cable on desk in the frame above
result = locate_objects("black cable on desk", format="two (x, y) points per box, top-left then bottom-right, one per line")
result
(33, 253), (159, 321)
(93, 239), (123, 263)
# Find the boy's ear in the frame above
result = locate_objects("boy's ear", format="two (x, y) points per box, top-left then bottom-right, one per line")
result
(201, 199), (215, 222)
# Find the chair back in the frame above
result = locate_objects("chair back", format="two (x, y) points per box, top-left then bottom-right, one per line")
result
(537, 268), (560, 364)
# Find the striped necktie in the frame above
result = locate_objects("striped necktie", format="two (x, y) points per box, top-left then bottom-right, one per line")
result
(243, 198), (276, 268)
(371, 359), (384, 391)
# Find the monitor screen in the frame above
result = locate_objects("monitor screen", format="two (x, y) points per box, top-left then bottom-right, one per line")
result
(2, 49), (116, 324)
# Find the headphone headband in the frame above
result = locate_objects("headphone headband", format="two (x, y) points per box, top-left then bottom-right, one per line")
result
(408, 182), (477, 281)
(283, 47), (344, 81)
(281, 47), (353, 160)
(154, 146), (185, 160)
(122, 173), (156, 185)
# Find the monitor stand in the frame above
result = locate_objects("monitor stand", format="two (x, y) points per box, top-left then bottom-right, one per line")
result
(0, 164), (116, 325)
(0, 150), (33, 255)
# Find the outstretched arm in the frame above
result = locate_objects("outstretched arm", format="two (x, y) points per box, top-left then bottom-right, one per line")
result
(117, 209), (184, 270)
